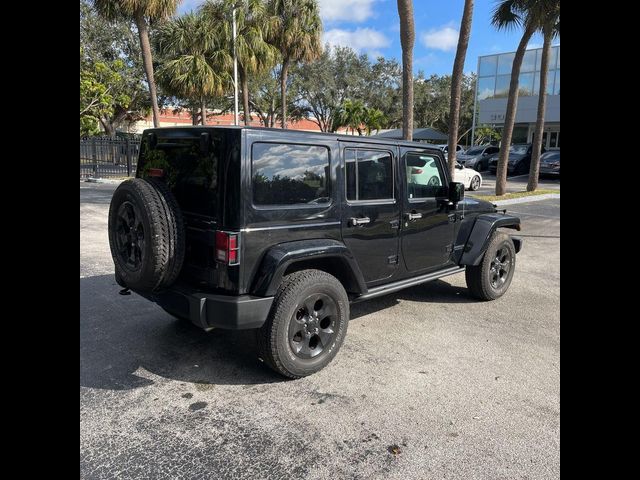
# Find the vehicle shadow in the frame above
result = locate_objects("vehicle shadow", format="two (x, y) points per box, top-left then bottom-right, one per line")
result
(81, 275), (475, 391)
(350, 279), (475, 320)
(80, 275), (283, 391)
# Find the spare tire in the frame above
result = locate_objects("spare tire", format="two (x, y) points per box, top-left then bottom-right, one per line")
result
(108, 178), (185, 292)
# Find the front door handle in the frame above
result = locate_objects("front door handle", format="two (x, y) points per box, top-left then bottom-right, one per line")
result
(406, 212), (422, 221)
(349, 216), (371, 227)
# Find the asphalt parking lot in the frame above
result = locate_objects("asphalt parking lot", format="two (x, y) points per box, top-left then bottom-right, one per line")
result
(80, 181), (559, 479)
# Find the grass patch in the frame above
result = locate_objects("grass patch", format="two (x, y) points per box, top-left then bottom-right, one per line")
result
(469, 189), (559, 202)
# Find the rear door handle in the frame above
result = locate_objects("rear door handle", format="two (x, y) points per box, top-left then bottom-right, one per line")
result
(406, 212), (422, 221)
(349, 216), (371, 226)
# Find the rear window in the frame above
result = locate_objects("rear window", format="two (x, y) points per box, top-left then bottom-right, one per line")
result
(138, 131), (221, 217)
(252, 142), (330, 206)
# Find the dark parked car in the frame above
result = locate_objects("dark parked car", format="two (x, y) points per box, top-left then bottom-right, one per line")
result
(488, 143), (546, 176)
(539, 149), (560, 176)
(457, 145), (500, 171)
(108, 126), (522, 378)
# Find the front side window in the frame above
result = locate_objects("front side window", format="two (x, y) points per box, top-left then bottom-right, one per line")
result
(405, 153), (446, 199)
(345, 149), (394, 201)
(252, 142), (330, 206)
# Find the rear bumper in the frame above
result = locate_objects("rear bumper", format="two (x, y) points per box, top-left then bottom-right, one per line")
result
(539, 168), (560, 175)
(137, 285), (274, 330)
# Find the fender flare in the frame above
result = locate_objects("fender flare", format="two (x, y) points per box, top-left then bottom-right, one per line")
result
(459, 213), (522, 266)
(250, 239), (368, 297)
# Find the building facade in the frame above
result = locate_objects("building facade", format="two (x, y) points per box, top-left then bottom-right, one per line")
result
(472, 45), (560, 148)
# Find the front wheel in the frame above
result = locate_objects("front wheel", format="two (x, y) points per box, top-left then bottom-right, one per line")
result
(256, 269), (349, 378)
(465, 232), (516, 300)
(469, 175), (481, 191)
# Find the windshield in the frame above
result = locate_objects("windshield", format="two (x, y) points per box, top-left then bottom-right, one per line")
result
(509, 144), (529, 154)
(465, 147), (485, 155)
(542, 151), (560, 161)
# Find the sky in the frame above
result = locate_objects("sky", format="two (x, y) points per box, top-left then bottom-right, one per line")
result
(178, 0), (555, 76)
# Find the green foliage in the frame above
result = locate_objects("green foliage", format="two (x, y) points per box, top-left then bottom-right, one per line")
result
(80, 0), (150, 135)
(474, 125), (501, 144)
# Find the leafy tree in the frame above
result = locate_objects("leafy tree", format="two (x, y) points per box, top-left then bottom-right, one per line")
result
(154, 11), (232, 125)
(81, 0), (150, 135)
(447, 0), (474, 178)
(249, 66), (305, 127)
(266, 0), (322, 128)
(527, 0), (560, 191)
(396, 0), (415, 140)
(474, 125), (501, 145)
(92, 0), (182, 128)
(366, 58), (403, 128)
(293, 45), (370, 132)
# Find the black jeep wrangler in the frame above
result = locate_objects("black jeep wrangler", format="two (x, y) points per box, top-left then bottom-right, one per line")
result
(108, 126), (522, 378)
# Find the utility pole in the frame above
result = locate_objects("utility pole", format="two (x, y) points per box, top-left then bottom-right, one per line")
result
(232, 7), (239, 126)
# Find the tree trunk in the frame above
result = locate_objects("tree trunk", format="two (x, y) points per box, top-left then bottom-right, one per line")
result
(99, 117), (115, 137)
(527, 28), (553, 192)
(201, 97), (206, 125)
(135, 15), (160, 128)
(447, 0), (474, 179)
(239, 68), (251, 126)
(280, 59), (289, 129)
(397, 0), (415, 140)
(494, 22), (536, 196)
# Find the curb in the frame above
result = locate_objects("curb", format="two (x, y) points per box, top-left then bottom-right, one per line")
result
(492, 193), (560, 206)
(82, 177), (129, 184)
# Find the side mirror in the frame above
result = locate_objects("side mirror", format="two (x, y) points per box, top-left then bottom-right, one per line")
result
(449, 182), (465, 204)
(455, 163), (463, 170)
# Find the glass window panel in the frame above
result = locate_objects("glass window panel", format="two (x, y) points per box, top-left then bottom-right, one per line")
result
(252, 143), (330, 205)
(518, 72), (535, 96)
(479, 55), (497, 76)
(547, 47), (558, 70)
(546, 70), (556, 95)
(497, 52), (515, 75)
(405, 153), (445, 199)
(553, 70), (560, 94)
(522, 49), (537, 73)
(494, 75), (511, 98)
(477, 76), (496, 100)
(346, 149), (393, 201)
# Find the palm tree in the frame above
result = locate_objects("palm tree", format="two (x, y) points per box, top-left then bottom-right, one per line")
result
(267, 0), (322, 128)
(447, 0), (475, 179)
(491, 0), (543, 195)
(154, 12), (232, 124)
(92, 0), (182, 128)
(396, 0), (415, 140)
(527, 1), (560, 191)
(364, 107), (386, 135)
(201, 0), (278, 126)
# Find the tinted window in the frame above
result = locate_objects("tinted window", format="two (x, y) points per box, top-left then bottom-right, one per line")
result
(465, 147), (485, 155)
(252, 143), (330, 206)
(405, 153), (446, 199)
(138, 132), (220, 217)
(487, 147), (499, 154)
(346, 149), (393, 201)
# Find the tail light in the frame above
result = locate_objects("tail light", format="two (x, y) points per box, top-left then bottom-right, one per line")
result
(215, 231), (240, 265)
(411, 168), (423, 174)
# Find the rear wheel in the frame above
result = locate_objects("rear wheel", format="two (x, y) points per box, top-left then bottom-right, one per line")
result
(256, 269), (349, 379)
(469, 175), (481, 191)
(465, 232), (516, 300)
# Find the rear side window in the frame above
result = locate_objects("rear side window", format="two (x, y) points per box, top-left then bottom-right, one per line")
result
(138, 132), (220, 217)
(345, 148), (394, 201)
(252, 142), (330, 206)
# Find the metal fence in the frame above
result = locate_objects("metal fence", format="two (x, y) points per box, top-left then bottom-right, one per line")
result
(80, 136), (141, 178)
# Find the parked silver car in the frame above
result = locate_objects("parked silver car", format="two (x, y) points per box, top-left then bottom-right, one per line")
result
(456, 145), (500, 171)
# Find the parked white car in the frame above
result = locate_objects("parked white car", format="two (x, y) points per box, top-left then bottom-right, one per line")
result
(406, 156), (482, 191)
(454, 162), (482, 191)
